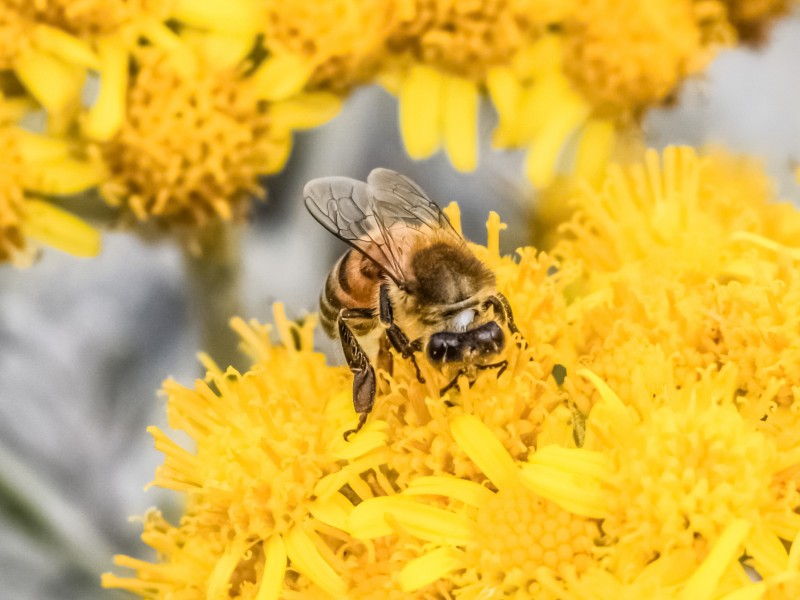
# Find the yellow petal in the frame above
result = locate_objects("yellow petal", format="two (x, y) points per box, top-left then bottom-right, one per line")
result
(403, 475), (494, 507)
(172, 0), (265, 34)
(138, 20), (198, 76)
(486, 67), (521, 133)
(450, 414), (519, 490)
(22, 156), (106, 195)
(308, 493), (353, 532)
(442, 75), (478, 172)
(716, 584), (766, 600)
(15, 129), (72, 162)
(487, 66), (525, 147)
(255, 535), (287, 600)
(15, 48), (85, 116)
(678, 519), (751, 600)
(530, 445), (613, 480)
(252, 133), (293, 175)
(251, 54), (314, 102)
(0, 96), (36, 122)
(575, 119), (614, 185)
(284, 526), (346, 596)
(520, 463), (610, 519)
(789, 529), (800, 571)
(181, 30), (254, 70)
(578, 368), (636, 429)
(399, 64), (444, 159)
(746, 526), (788, 577)
(764, 510), (800, 542)
(349, 496), (475, 545)
(83, 37), (128, 141)
(207, 538), (251, 599)
(269, 93), (342, 131)
(525, 96), (589, 188)
(512, 34), (563, 79)
(399, 547), (465, 592)
(21, 200), (102, 258)
(30, 25), (100, 70)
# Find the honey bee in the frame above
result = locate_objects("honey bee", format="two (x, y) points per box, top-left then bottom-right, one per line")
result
(305, 168), (523, 439)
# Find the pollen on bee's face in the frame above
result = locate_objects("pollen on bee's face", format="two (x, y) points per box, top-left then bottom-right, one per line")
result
(453, 308), (476, 331)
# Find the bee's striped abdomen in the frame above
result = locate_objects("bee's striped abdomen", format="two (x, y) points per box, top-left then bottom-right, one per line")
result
(319, 249), (379, 338)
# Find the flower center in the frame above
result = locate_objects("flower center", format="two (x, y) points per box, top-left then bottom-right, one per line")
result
(473, 484), (598, 587)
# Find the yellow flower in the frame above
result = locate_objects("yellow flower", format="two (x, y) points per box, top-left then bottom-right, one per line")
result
(349, 414), (605, 597)
(0, 96), (102, 264)
(385, 0), (542, 172)
(562, 0), (702, 115)
(106, 153), (800, 596)
(0, 0), (171, 128)
(98, 39), (338, 226)
(579, 365), (800, 579)
(103, 306), (392, 598)
(556, 147), (800, 416)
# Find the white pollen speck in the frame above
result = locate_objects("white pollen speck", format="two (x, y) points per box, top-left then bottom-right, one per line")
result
(453, 309), (475, 331)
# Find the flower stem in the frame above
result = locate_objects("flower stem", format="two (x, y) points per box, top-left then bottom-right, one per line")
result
(181, 220), (246, 370)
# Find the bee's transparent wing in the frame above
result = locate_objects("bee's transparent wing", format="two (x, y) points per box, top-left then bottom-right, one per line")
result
(304, 169), (460, 284)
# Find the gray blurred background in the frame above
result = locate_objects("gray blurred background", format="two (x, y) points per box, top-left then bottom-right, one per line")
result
(2, 13), (800, 599)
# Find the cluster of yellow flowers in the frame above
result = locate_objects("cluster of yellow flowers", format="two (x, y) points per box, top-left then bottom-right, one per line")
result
(104, 146), (800, 598)
(1, 0), (794, 264)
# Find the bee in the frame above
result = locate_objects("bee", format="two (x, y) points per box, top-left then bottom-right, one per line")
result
(305, 168), (523, 439)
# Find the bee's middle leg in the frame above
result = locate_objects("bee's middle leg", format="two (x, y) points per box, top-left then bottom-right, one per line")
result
(338, 308), (376, 440)
(379, 284), (425, 384)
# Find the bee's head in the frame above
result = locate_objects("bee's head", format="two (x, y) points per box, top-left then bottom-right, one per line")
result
(427, 321), (505, 365)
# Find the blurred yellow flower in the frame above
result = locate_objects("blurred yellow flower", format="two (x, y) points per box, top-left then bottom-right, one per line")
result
(96, 38), (335, 229)
(0, 0), (171, 128)
(387, 0), (538, 172)
(258, 0), (394, 95)
(106, 148), (800, 597)
(0, 95), (102, 264)
(377, 1), (793, 184)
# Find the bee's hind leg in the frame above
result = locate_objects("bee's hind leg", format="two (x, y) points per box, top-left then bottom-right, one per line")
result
(379, 284), (426, 384)
(338, 308), (376, 440)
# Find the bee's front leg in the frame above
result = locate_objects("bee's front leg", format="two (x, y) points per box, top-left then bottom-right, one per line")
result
(338, 308), (376, 440)
(485, 293), (527, 348)
(379, 284), (426, 384)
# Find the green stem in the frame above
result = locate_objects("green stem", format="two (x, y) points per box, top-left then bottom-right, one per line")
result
(181, 220), (246, 370)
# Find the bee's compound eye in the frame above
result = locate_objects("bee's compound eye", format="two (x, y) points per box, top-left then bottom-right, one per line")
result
(428, 332), (465, 364)
(474, 321), (504, 354)
(427, 335), (448, 363)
